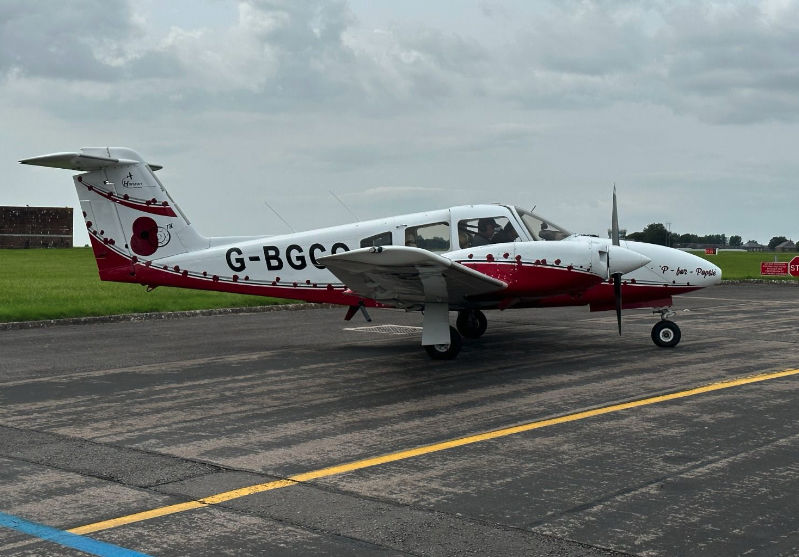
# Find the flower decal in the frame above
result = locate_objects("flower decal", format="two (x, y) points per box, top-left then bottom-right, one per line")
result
(131, 216), (163, 256)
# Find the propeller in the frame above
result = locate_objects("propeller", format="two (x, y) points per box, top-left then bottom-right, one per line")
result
(610, 185), (622, 335)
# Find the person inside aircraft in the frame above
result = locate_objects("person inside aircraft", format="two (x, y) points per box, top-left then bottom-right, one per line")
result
(539, 222), (556, 240)
(471, 218), (498, 246)
(538, 222), (568, 241)
(458, 222), (472, 248)
(492, 221), (519, 243)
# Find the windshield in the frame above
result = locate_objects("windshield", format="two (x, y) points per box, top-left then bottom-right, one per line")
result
(515, 207), (571, 241)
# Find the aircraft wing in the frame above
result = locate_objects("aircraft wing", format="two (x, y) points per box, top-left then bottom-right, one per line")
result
(318, 246), (506, 307)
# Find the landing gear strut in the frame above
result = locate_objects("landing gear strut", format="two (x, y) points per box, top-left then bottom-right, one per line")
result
(651, 308), (681, 348)
(456, 309), (487, 339)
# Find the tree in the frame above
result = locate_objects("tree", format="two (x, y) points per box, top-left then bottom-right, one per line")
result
(768, 236), (788, 249)
(729, 235), (742, 247)
(640, 223), (670, 246)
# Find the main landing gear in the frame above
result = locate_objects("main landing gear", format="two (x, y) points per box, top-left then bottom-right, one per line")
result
(424, 326), (463, 360)
(423, 310), (487, 360)
(651, 308), (681, 348)
(456, 309), (487, 339)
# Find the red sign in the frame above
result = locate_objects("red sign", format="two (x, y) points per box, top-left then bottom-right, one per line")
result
(761, 262), (789, 275)
(790, 256), (799, 277)
(705, 248), (717, 255)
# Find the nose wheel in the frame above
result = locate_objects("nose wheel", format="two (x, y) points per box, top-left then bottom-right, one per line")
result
(651, 308), (681, 348)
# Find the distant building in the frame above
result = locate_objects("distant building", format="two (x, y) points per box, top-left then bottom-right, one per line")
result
(0, 206), (73, 248)
(775, 240), (796, 252)
(743, 240), (766, 252)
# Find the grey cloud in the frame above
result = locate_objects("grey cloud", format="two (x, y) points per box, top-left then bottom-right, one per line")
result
(502, 2), (799, 123)
(655, 3), (799, 123)
(5, 0), (799, 126)
(0, 0), (135, 81)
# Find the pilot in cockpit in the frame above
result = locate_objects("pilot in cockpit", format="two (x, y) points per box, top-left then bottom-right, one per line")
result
(471, 218), (498, 246)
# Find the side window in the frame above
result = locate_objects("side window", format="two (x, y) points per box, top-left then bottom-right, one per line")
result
(405, 222), (450, 252)
(360, 231), (392, 248)
(458, 217), (518, 247)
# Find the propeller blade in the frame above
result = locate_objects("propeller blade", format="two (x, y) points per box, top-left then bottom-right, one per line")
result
(613, 273), (622, 335)
(611, 184), (620, 246)
(611, 185), (621, 334)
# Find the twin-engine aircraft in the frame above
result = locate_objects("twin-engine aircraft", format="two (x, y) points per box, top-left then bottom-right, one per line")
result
(21, 147), (721, 359)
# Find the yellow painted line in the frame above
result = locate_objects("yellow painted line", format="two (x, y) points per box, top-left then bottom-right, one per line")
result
(69, 367), (799, 535)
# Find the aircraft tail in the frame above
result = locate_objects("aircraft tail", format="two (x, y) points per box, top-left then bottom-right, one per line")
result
(20, 147), (209, 282)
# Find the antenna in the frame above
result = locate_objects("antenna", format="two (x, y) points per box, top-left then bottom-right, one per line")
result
(263, 201), (295, 233)
(329, 190), (359, 221)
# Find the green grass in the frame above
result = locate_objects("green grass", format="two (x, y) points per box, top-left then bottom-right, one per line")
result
(0, 248), (289, 322)
(694, 250), (799, 281)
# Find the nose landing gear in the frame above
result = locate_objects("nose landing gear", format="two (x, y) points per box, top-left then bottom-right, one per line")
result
(651, 308), (681, 348)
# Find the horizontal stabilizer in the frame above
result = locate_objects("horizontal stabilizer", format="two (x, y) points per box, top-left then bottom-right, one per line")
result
(20, 152), (162, 172)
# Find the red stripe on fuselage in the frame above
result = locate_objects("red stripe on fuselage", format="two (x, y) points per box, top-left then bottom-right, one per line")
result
(89, 234), (135, 280)
(461, 261), (603, 297)
(85, 241), (698, 312)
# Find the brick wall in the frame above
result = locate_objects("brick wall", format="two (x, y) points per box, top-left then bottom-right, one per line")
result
(0, 206), (73, 248)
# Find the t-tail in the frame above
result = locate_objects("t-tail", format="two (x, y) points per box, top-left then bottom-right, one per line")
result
(20, 147), (209, 282)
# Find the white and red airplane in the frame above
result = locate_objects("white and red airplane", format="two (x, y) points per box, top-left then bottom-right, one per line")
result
(21, 147), (721, 359)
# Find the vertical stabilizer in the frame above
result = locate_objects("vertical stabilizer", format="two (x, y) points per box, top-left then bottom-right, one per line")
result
(21, 147), (209, 281)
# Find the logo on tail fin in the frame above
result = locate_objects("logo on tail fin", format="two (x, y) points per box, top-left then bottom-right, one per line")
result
(131, 216), (171, 256)
(122, 172), (144, 188)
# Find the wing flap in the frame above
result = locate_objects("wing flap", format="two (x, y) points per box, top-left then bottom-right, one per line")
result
(319, 246), (506, 306)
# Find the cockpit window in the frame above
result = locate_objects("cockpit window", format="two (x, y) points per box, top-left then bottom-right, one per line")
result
(457, 217), (519, 248)
(516, 208), (570, 241)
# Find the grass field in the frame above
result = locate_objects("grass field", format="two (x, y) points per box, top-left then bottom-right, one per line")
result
(694, 250), (799, 281)
(1, 247), (796, 323)
(0, 248), (288, 323)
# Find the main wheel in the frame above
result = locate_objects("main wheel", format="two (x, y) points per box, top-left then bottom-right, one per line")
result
(456, 310), (487, 339)
(424, 327), (463, 360)
(651, 320), (681, 348)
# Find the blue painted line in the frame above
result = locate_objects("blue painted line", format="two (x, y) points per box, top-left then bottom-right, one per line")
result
(0, 511), (152, 557)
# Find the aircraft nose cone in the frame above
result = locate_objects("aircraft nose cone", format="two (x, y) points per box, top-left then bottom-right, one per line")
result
(607, 245), (652, 276)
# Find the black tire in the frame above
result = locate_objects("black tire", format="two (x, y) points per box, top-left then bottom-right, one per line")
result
(651, 320), (681, 348)
(456, 310), (488, 339)
(424, 327), (463, 360)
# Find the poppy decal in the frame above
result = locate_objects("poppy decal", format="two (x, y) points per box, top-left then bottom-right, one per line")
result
(131, 216), (170, 256)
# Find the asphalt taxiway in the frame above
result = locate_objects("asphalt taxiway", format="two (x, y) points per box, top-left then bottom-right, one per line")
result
(1, 283), (798, 556)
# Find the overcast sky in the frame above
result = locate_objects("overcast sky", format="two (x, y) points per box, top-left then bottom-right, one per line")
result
(3, 0), (798, 246)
